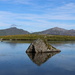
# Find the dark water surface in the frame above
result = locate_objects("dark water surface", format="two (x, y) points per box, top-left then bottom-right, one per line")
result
(0, 41), (75, 75)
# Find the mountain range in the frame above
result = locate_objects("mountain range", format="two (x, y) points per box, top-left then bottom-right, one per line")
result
(0, 27), (75, 36)
(33, 27), (75, 36)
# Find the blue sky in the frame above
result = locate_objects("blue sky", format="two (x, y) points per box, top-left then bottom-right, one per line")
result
(0, 0), (75, 32)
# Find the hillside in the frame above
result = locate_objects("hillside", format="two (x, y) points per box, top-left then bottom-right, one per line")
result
(0, 27), (29, 36)
(33, 27), (75, 36)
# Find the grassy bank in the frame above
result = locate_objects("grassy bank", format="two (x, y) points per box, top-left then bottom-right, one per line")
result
(0, 34), (75, 41)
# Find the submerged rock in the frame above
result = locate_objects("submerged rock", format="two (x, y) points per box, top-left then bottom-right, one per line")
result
(26, 39), (61, 53)
(27, 52), (60, 66)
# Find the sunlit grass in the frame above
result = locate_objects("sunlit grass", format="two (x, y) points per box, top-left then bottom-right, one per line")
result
(0, 34), (75, 41)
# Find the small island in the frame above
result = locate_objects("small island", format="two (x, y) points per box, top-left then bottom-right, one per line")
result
(26, 38), (61, 53)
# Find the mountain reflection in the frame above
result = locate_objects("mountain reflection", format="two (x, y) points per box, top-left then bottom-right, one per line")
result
(26, 52), (60, 66)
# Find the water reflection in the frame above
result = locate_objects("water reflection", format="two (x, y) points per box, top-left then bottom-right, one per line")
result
(26, 52), (60, 66)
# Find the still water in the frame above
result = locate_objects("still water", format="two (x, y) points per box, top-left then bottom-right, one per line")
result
(0, 41), (75, 75)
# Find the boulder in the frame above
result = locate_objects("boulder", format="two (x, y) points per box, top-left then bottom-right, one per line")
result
(26, 38), (61, 53)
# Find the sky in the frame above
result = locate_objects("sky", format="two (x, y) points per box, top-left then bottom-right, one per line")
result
(0, 0), (75, 32)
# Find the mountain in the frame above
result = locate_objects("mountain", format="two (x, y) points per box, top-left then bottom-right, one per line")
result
(0, 27), (29, 36)
(33, 27), (75, 36)
(1, 27), (75, 36)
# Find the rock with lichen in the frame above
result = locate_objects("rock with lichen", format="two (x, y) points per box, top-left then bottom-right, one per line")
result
(26, 38), (61, 53)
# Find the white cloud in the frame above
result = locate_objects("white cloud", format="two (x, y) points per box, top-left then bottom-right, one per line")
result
(55, 3), (75, 13)
(13, 0), (33, 5)
(0, 10), (75, 30)
(0, 0), (33, 5)
(43, 3), (75, 20)
(0, 22), (10, 26)
(0, 3), (75, 31)
(0, 10), (75, 32)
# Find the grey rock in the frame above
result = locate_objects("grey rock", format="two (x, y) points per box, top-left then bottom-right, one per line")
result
(26, 39), (61, 53)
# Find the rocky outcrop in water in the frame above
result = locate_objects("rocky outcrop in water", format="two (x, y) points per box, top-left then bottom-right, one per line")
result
(26, 39), (61, 53)
(27, 52), (60, 66)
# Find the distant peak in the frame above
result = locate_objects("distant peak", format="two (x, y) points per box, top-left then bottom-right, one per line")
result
(53, 27), (63, 29)
(51, 27), (66, 30)
(9, 27), (17, 29)
(53, 27), (60, 28)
